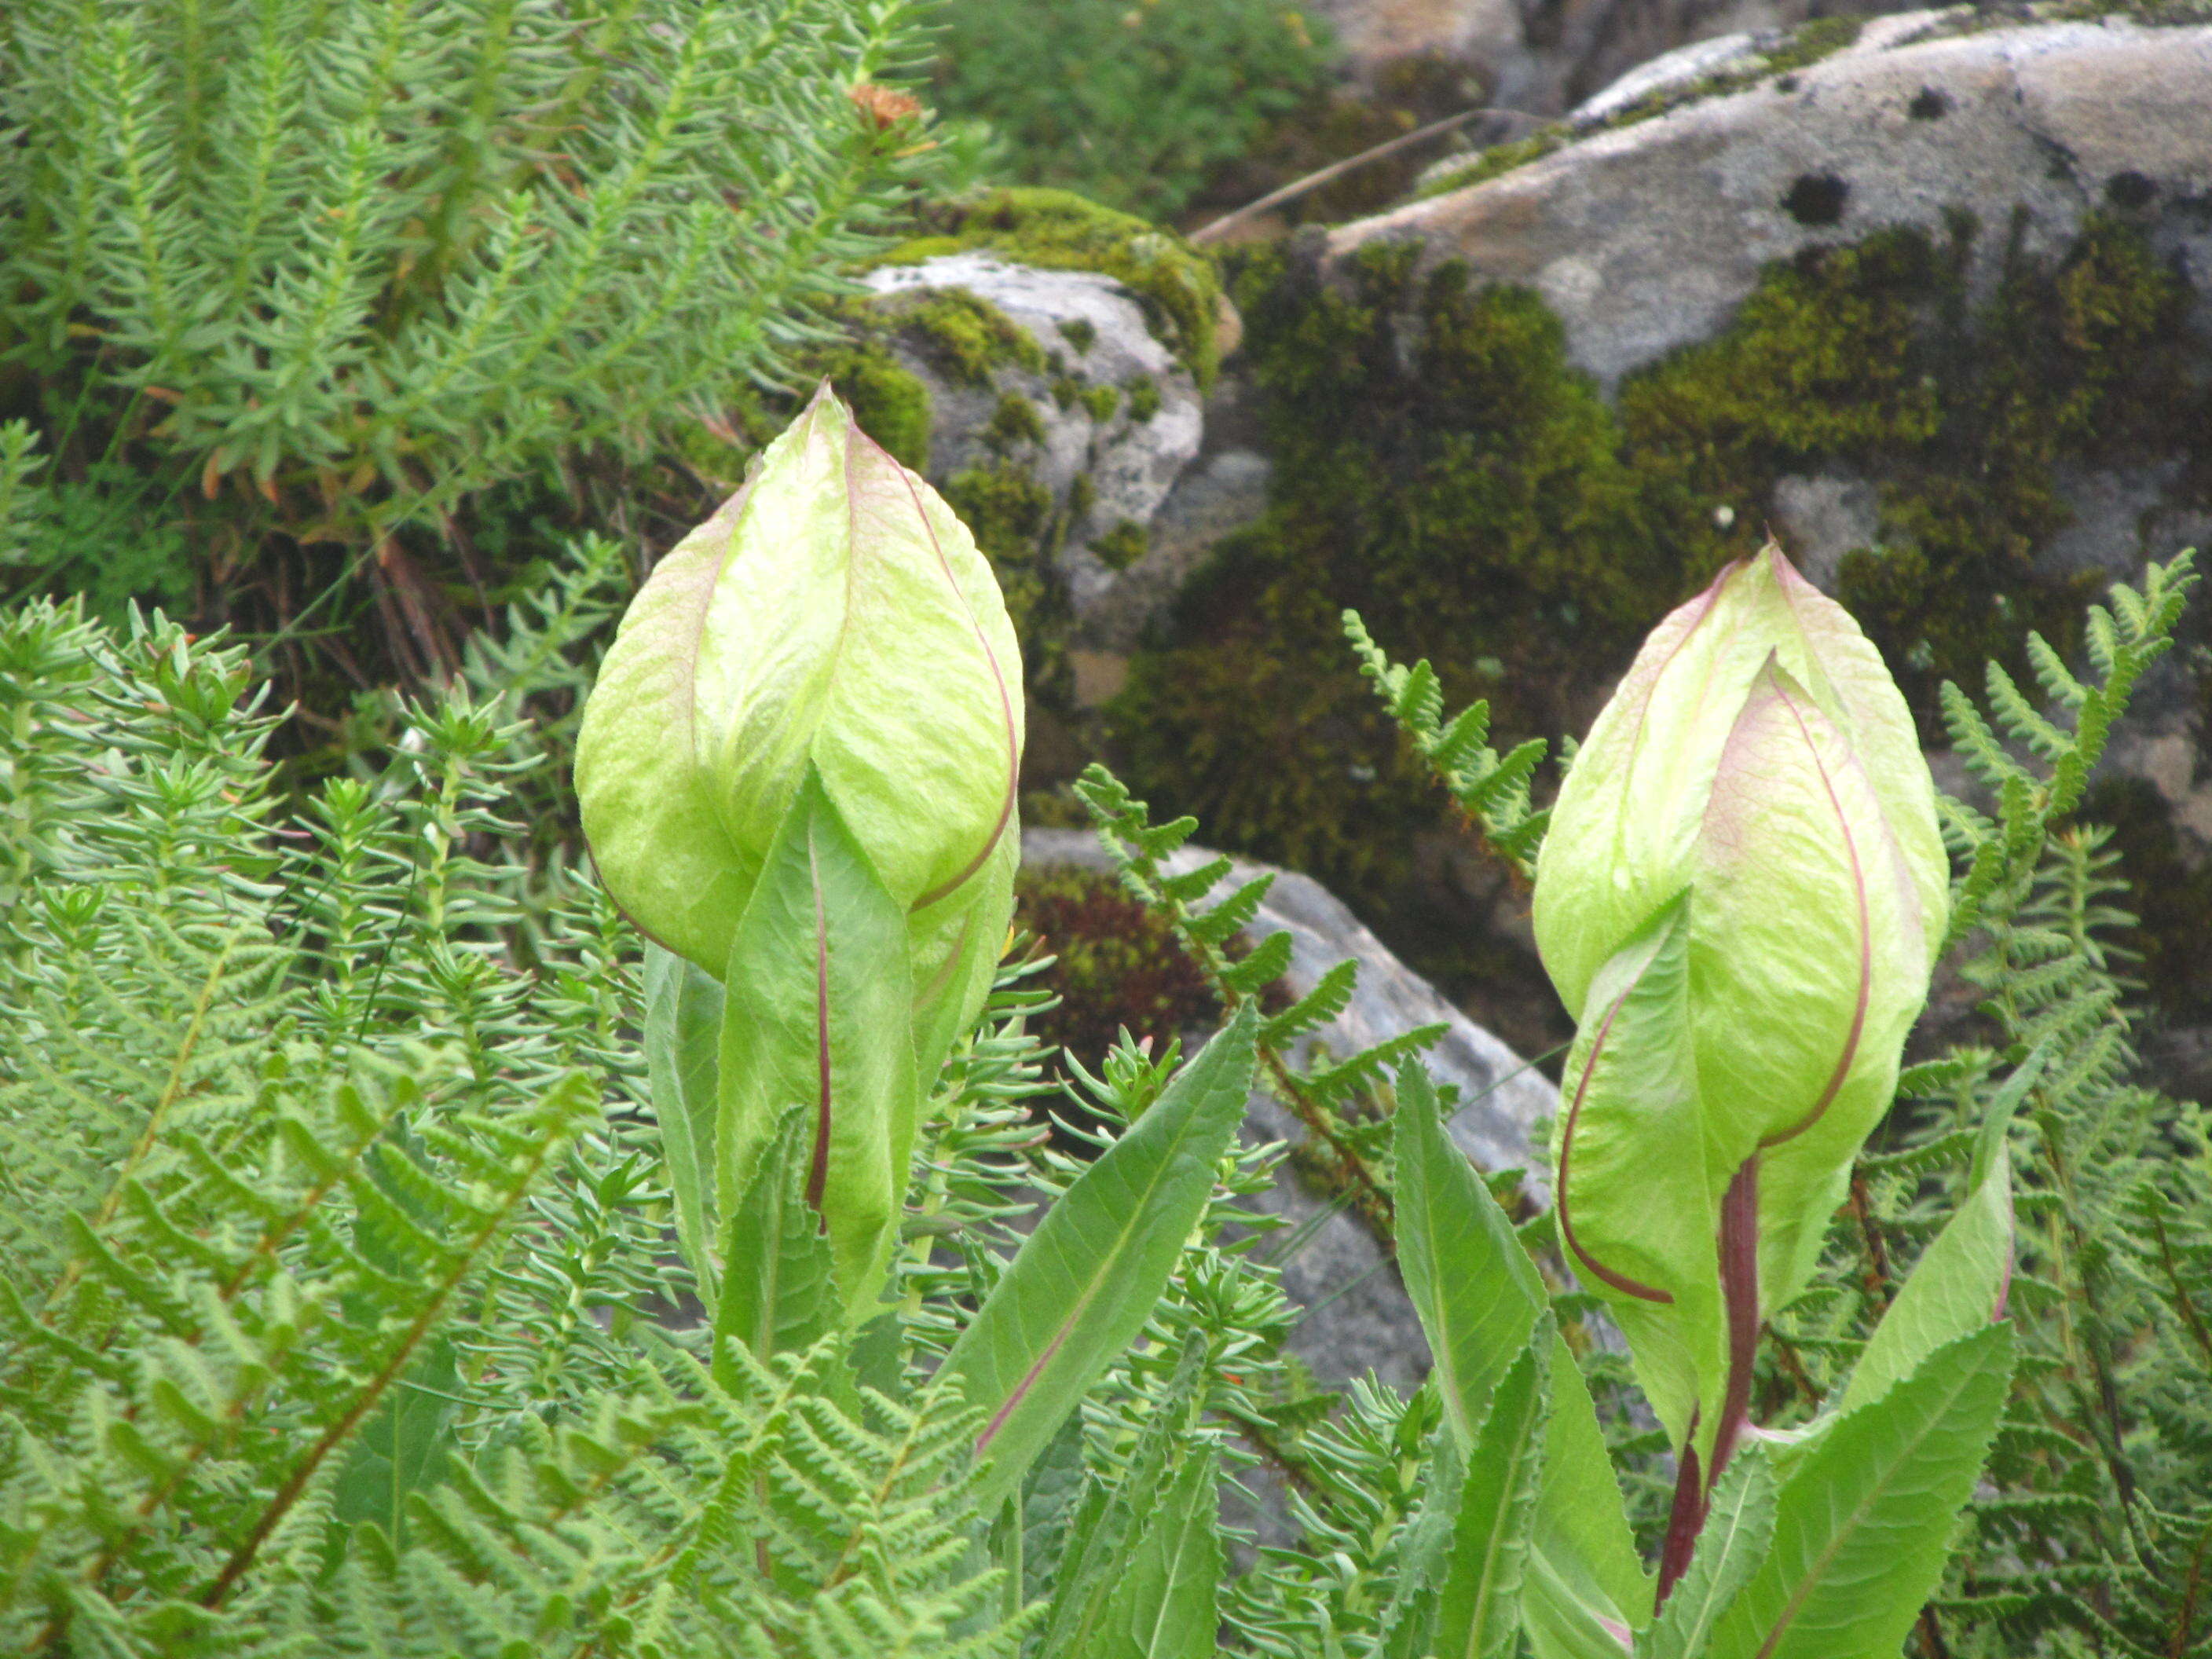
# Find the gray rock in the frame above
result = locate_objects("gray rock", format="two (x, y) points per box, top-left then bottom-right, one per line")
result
(1071, 448), (1274, 661)
(859, 253), (1204, 625)
(2039, 463), (2190, 586)
(1566, 28), (1768, 121)
(1309, 0), (1932, 114)
(1020, 827), (1559, 1399)
(1337, 15), (2212, 391)
(1770, 468), (1884, 591)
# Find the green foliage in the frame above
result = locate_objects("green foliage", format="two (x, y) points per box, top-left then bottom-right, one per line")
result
(0, 598), (1040, 1656)
(1343, 611), (1551, 878)
(926, 0), (1330, 221)
(3, 470), (2203, 1654)
(1349, 551), (2208, 1654)
(0, 0), (939, 690)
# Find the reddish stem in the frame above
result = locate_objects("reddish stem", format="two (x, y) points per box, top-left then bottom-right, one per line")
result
(1708, 1155), (1763, 1489)
(1656, 1154), (1764, 1610)
(1656, 1412), (1705, 1609)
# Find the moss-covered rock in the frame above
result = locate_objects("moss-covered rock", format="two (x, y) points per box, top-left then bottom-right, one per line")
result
(880, 188), (1226, 389)
(880, 285), (1047, 386)
(1109, 241), (1658, 899)
(1107, 210), (2209, 1034)
(1618, 214), (2201, 716)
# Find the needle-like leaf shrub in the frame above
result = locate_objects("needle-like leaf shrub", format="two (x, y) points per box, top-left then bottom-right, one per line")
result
(0, 0), (939, 684)
(0, 596), (1040, 1657)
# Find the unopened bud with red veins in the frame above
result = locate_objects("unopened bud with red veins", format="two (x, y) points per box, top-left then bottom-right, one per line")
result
(574, 385), (1024, 1082)
(1531, 545), (1947, 1447)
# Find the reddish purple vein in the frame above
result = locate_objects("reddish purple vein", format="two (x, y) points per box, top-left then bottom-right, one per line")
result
(805, 829), (832, 1214)
(1757, 678), (1872, 1151)
(1557, 977), (1675, 1306)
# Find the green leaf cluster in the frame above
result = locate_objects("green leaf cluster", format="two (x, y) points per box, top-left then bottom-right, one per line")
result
(0, 0), (941, 687)
(1357, 551), (2210, 1656)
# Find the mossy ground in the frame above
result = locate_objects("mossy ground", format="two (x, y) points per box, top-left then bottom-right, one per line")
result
(880, 188), (1225, 389)
(1107, 213), (2209, 1030)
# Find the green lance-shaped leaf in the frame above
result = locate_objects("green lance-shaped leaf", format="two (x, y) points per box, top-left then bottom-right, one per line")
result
(1039, 1343), (1211, 1657)
(643, 941), (725, 1296)
(1392, 1061), (1650, 1648)
(1641, 1447), (1778, 1659)
(1376, 1400), (1467, 1659)
(717, 765), (919, 1324)
(1704, 1324), (2016, 1659)
(1064, 1447), (1224, 1659)
(1434, 1320), (1551, 1659)
(712, 1103), (838, 1376)
(1836, 1049), (2038, 1418)
(943, 1002), (1260, 1511)
(1396, 1059), (1547, 1445)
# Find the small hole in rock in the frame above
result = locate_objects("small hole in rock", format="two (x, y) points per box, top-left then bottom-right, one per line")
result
(1774, 73), (1801, 93)
(1907, 86), (1950, 119)
(1782, 172), (1850, 226)
(2105, 170), (2157, 210)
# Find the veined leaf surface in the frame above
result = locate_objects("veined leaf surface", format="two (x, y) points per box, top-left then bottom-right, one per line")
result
(1705, 1324), (2016, 1659)
(943, 1003), (1258, 1510)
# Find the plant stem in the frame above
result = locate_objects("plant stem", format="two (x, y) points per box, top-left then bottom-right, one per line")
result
(1656, 1154), (1763, 1610)
(1708, 1155), (1763, 1489)
(1656, 1415), (1705, 1608)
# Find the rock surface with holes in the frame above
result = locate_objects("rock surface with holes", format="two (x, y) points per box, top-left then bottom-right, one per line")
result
(1337, 11), (2212, 390)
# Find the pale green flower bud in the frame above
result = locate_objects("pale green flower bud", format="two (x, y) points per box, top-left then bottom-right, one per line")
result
(574, 386), (1024, 1078)
(1530, 546), (1949, 1446)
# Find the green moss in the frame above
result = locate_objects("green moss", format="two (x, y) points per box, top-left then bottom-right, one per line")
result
(943, 461), (1054, 639)
(1080, 384), (1121, 424)
(881, 286), (1044, 387)
(804, 342), (932, 473)
(880, 189), (1224, 390)
(1125, 375), (1161, 423)
(1067, 471), (1096, 524)
(984, 391), (1048, 453)
(1058, 317), (1097, 353)
(1091, 519), (1148, 570)
(1417, 128), (1569, 199)
(1619, 214), (2199, 716)
(1761, 14), (1862, 71)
